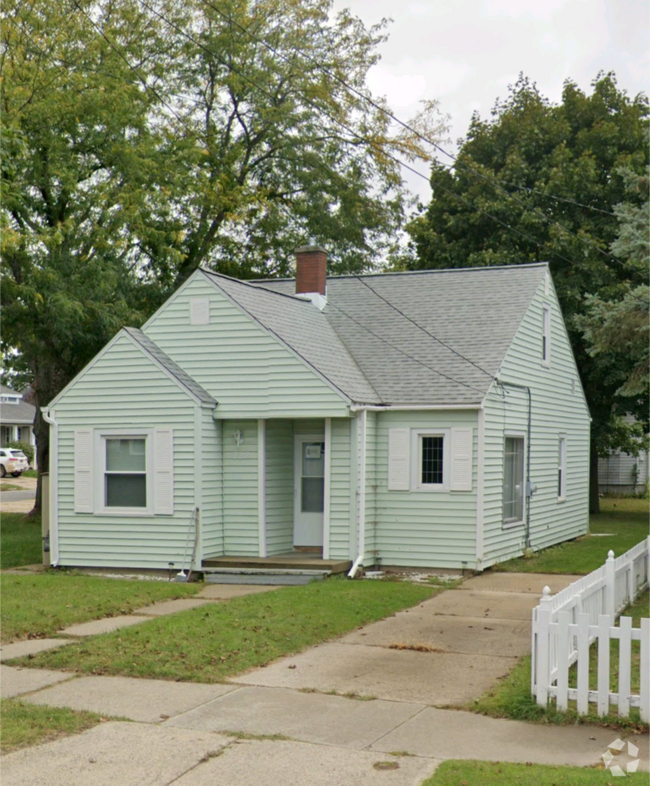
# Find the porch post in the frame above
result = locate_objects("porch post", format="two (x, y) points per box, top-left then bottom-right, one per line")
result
(258, 419), (267, 558)
(323, 418), (332, 560)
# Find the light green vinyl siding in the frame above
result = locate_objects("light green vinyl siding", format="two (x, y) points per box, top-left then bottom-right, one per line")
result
(329, 418), (353, 560)
(222, 420), (259, 555)
(144, 276), (349, 419)
(265, 420), (294, 556)
(481, 276), (590, 568)
(375, 410), (479, 569)
(53, 334), (199, 569)
(201, 411), (223, 558)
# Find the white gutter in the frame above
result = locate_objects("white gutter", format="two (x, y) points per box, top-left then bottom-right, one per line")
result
(348, 409), (367, 578)
(349, 403), (483, 412)
(41, 408), (59, 567)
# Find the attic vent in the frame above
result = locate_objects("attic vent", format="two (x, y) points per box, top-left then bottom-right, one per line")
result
(190, 297), (210, 325)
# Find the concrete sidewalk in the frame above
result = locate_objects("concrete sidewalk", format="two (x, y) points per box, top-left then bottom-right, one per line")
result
(2, 572), (648, 785)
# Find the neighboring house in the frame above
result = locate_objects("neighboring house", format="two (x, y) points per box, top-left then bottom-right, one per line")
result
(43, 249), (590, 573)
(0, 384), (37, 465)
(598, 416), (648, 495)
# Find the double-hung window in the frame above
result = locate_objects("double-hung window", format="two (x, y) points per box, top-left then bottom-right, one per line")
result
(104, 437), (148, 509)
(558, 436), (567, 501)
(503, 435), (525, 525)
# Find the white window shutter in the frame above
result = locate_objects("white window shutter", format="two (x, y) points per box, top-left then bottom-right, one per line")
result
(74, 429), (94, 513)
(388, 428), (410, 491)
(450, 428), (473, 492)
(153, 428), (174, 514)
(190, 297), (210, 325)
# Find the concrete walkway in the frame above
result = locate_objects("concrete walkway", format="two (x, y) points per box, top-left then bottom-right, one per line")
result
(2, 573), (648, 785)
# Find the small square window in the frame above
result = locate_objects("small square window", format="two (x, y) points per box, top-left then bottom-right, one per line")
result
(410, 430), (449, 491)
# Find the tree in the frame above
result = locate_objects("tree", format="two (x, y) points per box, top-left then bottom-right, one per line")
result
(1, 0), (448, 511)
(406, 74), (649, 511)
(580, 168), (650, 404)
(132, 0), (447, 284)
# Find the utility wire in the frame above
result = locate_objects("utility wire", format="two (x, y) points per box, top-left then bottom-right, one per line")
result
(353, 275), (496, 381)
(326, 301), (487, 396)
(204, 0), (642, 278)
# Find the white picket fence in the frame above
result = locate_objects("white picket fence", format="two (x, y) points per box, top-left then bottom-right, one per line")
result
(531, 536), (650, 720)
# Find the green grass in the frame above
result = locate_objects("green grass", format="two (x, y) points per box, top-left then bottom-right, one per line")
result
(21, 470), (38, 478)
(493, 497), (649, 574)
(422, 759), (646, 785)
(471, 589), (650, 732)
(0, 699), (104, 753)
(1, 512), (42, 569)
(0, 573), (201, 641)
(21, 578), (438, 682)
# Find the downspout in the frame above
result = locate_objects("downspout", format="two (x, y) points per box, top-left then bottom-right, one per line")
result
(41, 408), (59, 567)
(348, 409), (367, 578)
(497, 380), (533, 548)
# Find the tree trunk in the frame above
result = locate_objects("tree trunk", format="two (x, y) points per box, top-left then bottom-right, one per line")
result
(28, 363), (61, 518)
(589, 439), (600, 515)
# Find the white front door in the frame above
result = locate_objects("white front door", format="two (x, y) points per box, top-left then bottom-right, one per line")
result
(293, 435), (325, 547)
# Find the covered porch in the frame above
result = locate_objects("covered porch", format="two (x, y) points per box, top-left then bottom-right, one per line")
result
(204, 416), (355, 564)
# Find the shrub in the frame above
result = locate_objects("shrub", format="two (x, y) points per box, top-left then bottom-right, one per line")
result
(6, 441), (35, 466)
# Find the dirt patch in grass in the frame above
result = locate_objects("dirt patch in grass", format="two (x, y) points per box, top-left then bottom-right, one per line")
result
(20, 579), (439, 682)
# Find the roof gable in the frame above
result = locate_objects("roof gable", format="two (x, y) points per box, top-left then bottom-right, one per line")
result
(255, 264), (547, 405)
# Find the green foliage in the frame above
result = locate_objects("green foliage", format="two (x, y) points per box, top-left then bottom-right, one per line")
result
(406, 73), (649, 472)
(24, 579), (437, 681)
(0, 573), (200, 640)
(424, 759), (647, 785)
(6, 441), (34, 465)
(0, 700), (104, 753)
(0, 513), (42, 569)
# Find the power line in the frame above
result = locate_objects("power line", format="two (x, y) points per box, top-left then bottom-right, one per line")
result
(353, 275), (496, 380)
(325, 301), (487, 396)
(203, 0), (642, 278)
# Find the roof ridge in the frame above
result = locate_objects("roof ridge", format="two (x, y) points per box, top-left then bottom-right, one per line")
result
(251, 261), (549, 284)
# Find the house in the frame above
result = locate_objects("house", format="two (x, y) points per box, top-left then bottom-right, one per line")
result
(598, 416), (648, 495)
(0, 384), (37, 465)
(43, 248), (590, 575)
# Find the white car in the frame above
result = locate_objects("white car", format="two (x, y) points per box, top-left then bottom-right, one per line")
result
(0, 448), (29, 477)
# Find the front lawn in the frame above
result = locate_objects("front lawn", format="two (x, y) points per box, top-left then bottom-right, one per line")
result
(493, 497), (649, 574)
(1, 512), (42, 569)
(0, 699), (104, 753)
(21, 578), (438, 682)
(0, 573), (201, 641)
(422, 759), (645, 785)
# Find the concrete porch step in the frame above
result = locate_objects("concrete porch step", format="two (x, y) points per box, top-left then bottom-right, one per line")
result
(203, 568), (330, 586)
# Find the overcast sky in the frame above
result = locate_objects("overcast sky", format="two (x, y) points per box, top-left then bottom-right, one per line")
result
(332, 0), (650, 203)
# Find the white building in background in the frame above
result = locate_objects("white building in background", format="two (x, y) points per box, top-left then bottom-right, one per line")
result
(0, 384), (37, 466)
(598, 416), (649, 495)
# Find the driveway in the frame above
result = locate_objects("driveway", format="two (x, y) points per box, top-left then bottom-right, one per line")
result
(1, 474), (36, 513)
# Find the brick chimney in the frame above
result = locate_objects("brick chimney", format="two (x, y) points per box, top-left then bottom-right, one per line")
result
(295, 244), (327, 297)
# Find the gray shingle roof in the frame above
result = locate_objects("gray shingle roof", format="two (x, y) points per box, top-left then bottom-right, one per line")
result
(201, 270), (380, 403)
(0, 385), (37, 425)
(124, 328), (217, 406)
(253, 264), (547, 405)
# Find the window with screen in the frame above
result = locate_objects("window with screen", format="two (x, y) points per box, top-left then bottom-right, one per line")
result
(503, 436), (525, 524)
